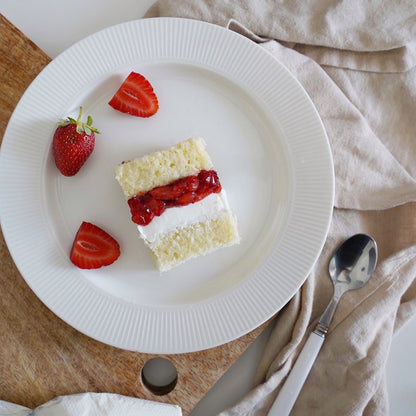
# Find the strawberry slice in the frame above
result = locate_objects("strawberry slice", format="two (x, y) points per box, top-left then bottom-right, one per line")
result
(108, 72), (159, 117)
(70, 222), (120, 269)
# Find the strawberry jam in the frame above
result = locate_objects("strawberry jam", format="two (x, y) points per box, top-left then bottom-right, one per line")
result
(128, 170), (222, 225)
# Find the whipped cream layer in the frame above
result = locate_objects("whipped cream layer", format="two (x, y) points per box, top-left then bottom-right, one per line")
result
(138, 190), (231, 244)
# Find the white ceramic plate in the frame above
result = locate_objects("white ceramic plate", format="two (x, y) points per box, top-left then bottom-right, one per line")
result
(0, 18), (334, 353)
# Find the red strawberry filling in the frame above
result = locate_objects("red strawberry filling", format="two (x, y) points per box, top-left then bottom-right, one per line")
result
(128, 170), (222, 226)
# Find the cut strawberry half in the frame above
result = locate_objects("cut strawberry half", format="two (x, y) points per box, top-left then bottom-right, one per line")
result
(108, 71), (159, 117)
(70, 221), (121, 269)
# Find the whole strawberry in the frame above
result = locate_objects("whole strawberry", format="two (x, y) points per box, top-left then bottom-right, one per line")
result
(52, 107), (100, 176)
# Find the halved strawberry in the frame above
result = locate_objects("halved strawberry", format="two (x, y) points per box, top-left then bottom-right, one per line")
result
(108, 72), (159, 117)
(70, 222), (120, 269)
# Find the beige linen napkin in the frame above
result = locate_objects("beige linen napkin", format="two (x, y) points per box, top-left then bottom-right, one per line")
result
(148, 1), (416, 415)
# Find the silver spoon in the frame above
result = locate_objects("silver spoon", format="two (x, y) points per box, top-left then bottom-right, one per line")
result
(268, 234), (378, 416)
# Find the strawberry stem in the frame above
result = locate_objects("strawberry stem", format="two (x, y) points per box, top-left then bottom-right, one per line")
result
(58, 106), (100, 135)
(77, 106), (83, 123)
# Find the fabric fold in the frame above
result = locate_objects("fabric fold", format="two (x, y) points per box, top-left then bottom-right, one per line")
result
(0, 393), (182, 416)
(258, 40), (416, 210)
(148, 0), (416, 52)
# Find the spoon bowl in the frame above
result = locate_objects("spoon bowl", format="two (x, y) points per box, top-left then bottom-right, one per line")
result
(317, 234), (377, 334)
(329, 233), (377, 291)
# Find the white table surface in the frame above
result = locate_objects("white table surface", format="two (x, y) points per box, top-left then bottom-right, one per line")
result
(1, 1), (415, 415)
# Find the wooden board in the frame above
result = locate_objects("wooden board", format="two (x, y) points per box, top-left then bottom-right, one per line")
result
(0, 14), (269, 414)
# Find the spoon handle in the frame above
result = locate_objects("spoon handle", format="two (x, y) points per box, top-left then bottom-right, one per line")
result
(267, 331), (324, 416)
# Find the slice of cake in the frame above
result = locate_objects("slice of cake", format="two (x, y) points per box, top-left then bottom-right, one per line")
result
(115, 137), (240, 271)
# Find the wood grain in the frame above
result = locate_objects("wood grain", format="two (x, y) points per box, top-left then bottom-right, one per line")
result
(0, 14), (268, 414)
